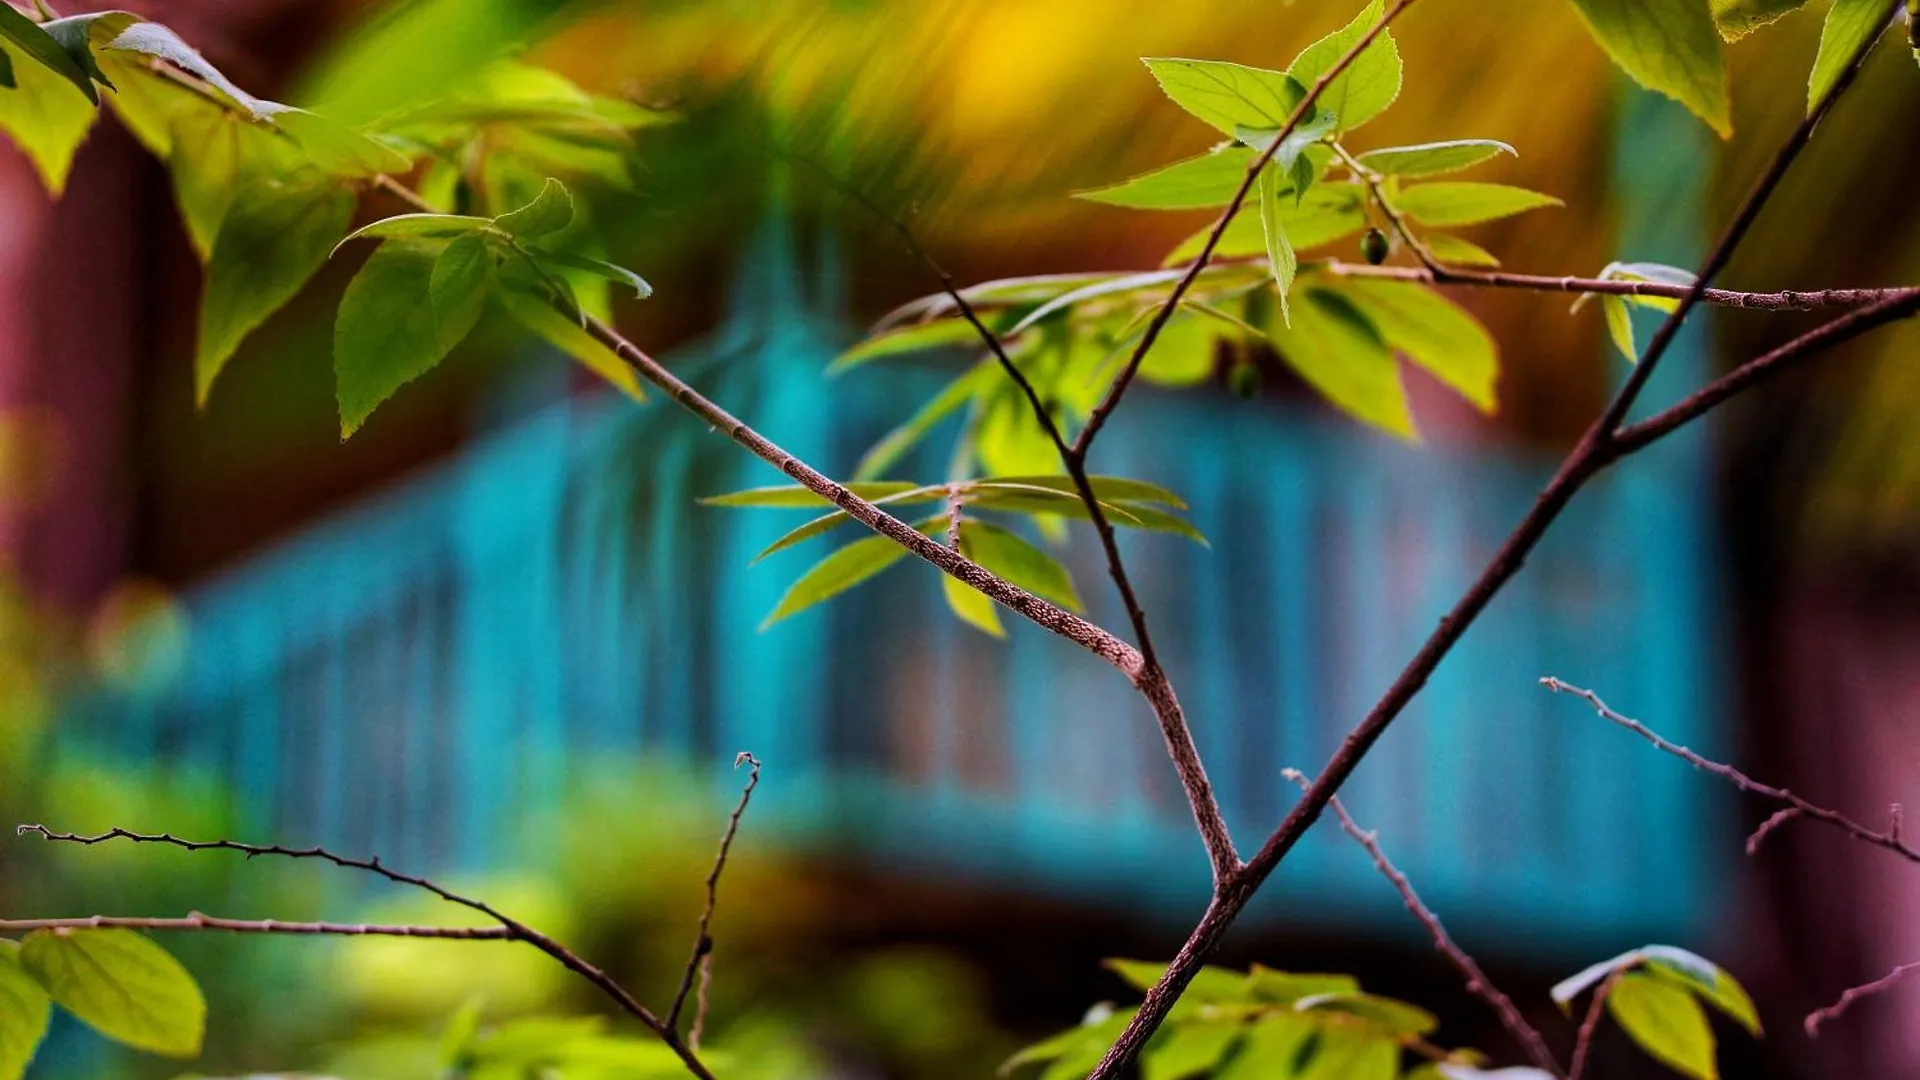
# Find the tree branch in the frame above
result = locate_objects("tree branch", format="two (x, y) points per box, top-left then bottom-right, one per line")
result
(1286, 770), (1562, 1077)
(667, 752), (762, 1043)
(0, 914), (516, 938)
(1567, 970), (1621, 1080)
(16, 824), (718, 1080)
(1539, 679), (1920, 864)
(1083, 6), (1904, 1074)
(1322, 261), (1920, 312)
(1806, 959), (1920, 1037)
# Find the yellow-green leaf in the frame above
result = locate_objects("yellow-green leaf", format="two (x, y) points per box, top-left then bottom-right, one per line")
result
(1809, 0), (1889, 112)
(1337, 278), (1497, 412)
(1565, 0), (1732, 136)
(941, 571), (1005, 637)
(496, 287), (645, 404)
(1143, 1022), (1241, 1080)
(493, 176), (573, 239)
(1286, 0), (1403, 132)
(1393, 182), (1563, 226)
(335, 239), (464, 436)
(20, 929), (205, 1058)
(1076, 147), (1255, 210)
(1163, 186), (1367, 265)
(1609, 970), (1717, 1080)
(1215, 1014), (1313, 1080)
(1712, 0), (1812, 39)
(1356, 139), (1516, 178)
(960, 519), (1083, 611)
(1424, 233), (1502, 267)
(1642, 945), (1761, 1036)
(0, 4), (96, 102)
(1267, 287), (1415, 439)
(0, 940), (51, 1080)
(761, 518), (943, 629)
(0, 36), (97, 194)
(1604, 295), (1637, 361)
(1141, 58), (1306, 137)
(1257, 163), (1296, 325)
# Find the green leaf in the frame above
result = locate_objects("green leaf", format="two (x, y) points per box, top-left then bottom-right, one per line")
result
(1143, 1022), (1241, 1080)
(942, 571), (1005, 637)
(762, 518), (943, 628)
(1216, 1014), (1313, 1080)
(1077, 147), (1255, 210)
(19, 929), (205, 1058)
(1141, 58), (1308, 137)
(334, 213), (494, 254)
(1294, 991), (1437, 1036)
(752, 486), (949, 560)
(429, 233), (494, 353)
(1003, 1007), (1139, 1076)
(1393, 182), (1563, 226)
(1609, 970), (1717, 1080)
(0, 4), (93, 102)
(494, 177), (573, 238)
(269, 107), (411, 178)
(1565, 0), (1732, 136)
(976, 475), (1188, 508)
(1809, 0), (1887, 112)
(0, 35), (97, 194)
(0, 48), (12, 89)
(699, 481), (923, 508)
(1142, 312), (1223, 386)
(1007, 269), (1187, 335)
(832, 319), (998, 374)
(1711, 0), (1812, 39)
(1105, 960), (1250, 1003)
(93, 18), (271, 117)
(960, 519), (1084, 611)
(1603, 295), (1637, 361)
(1552, 949), (1642, 1011)
(37, 12), (137, 95)
(197, 177), (356, 404)
(1424, 233), (1502, 267)
(335, 239), (468, 436)
(1297, 1024), (1398, 1080)
(854, 362), (999, 480)
(1267, 287), (1415, 439)
(1287, 0), (1403, 132)
(525, 247), (651, 299)
(1247, 967), (1361, 1004)
(495, 286), (645, 403)
(1641, 945), (1761, 1036)
(1336, 279), (1497, 413)
(165, 107), (251, 261)
(0, 940), (51, 1080)
(1356, 139), (1516, 177)
(1257, 164), (1297, 325)
(1163, 186), (1367, 265)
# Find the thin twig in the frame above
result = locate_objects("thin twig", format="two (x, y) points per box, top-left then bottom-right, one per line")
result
(0, 914), (515, 938)
(1328, 142), (1445, 274)
(1806, 959), (1920, 1037)
(667, 753), (763, 1039)
(1085, 7), (1903, 1074)
(17, 825), (716, 1080)
(1568, 970), (1621, 1080)
(1321, 261), (1920, 312)
(1539, 679), (1920, 864)
(1746, 807), (1802, 856)
(1285, 770), (1563, 1077)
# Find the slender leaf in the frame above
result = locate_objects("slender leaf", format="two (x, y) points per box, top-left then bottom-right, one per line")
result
(1287, 0), (1403, 132)
(0, 3), (94, 101)
(1565, 0), (1732, 135)
(1105, 960), (1251, 1003)
(853, 362), (999, 479)
(496, 286), (645, 402)
(1337, 278), (1497, 412)
(942, 571), (1005, 638)
(700, 482), (922, 508)
(761, 517), (943, 628)
(1809, 0), (1887, 112)
(1258, 163), (1296, 325)
(494, 176), (573, 238)
(973, 475), (1188, 508)
(0, 940), (50, 1080)
(1357, 139), (1516, 177)
(1603, 295), (1637, 361)
(1007, 270), (1187, 335)
(1609, 971), (1717, 1080)
(1424, 233), (1502, 267)
(1393, 182), (1563, 226)
(960, 519), (1084, 611)
(833, 319), (999, 374)
(20, 929), (205, 1058)
(1141, 58), (1308, 137)
(753, 486), (949, 560)
(1077, 147), (1256, 210)
(527, 246), (651, 299)
(197, 177), (356, 403)
(335, 213), (493, 254)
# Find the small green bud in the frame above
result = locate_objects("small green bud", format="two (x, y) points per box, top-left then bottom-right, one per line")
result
(1361, 227), (1390, 266)
(1228, 360), (1262, 400)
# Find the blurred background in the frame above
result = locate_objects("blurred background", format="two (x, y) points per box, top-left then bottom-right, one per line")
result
(2, 0), (1919, 1077)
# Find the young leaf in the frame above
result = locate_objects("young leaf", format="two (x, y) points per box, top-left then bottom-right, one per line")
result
(1247, 966), (1361, 1004)
(1105, 960), (1251, 1003)
(753, 486), (949, 560)
(761, 518), (943, 628)
(960, 519), (1084, 611)
(494, 177), (574, 238)
(269, 106), (411, 177)
(1603, 295), (1637, 361)
(1565, 0), (1732, 136)
(94, 19), (272, 118)
(853, 363), (999, 480)
(19, 929), (205, 1058)
(496, 287), (645, 403)
(197, 177), (356, 404)
(1257, 163), (1297, 325)
(976, 475), (1188, 509)
(832, 319), (998, 375)
(1608, 970), (1717, 1080)
(1215, 1014), (1313, 1080)
(1336, 278), (1497, 413)
(942, 572), (1005, 637)
(1641, 945), (1761, 1036)
(1003, 1007), (1139, 1077)
(0, 4), (95, 102)
(1711, 0), (1812, 40)
(1424, 233), (1502, 267)
(1140, 312), (1219, 386)
(1552, 949), (1641, 1011)
(1162, 186), (1367, 264)
(1293, 991), (1438, 1037)
(1143, 1021), (1241, 1080)
(1267, 287), (1415, 439)
(0, 940), (51, 1080)
(429, 233), (494, 353)
(1392, 182), (1563, 226)
(524, 247), (651, 299)
(1356, 139), (1517, 178)
(1296, 1023), (1398, 1080)
(699, 481), (922, 508)
(1286, 0), (1403, 133)
(166, 107), (246, 261)
(1076, 147), (1256, 210)
(1140, 58), (1308, 137)
(0, 35), (98, 194)
(1809, 0), (1887, 112)
(1006, 269), (1187, 336)
(334, 213), (494, 254)
(335, 239), (470, 436)
(38, 12), (137, 94)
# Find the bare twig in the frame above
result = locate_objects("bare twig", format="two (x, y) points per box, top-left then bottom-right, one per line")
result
(0, 914), (515, 938)
(1568, 970), (1622, 1080)
(1540, 679), (1920, 864)
(1328, 142), (1445, 274)
(1321, 261), (1920, 312)
(1806, 959), (1920, 1037)
(1086, 7), (1904, 1074)
(17, 825), (718, 1080)
(667, 752), (763, 1041)
(1285, 770), (1563, 1077)
(1746, 807), (1803, 856)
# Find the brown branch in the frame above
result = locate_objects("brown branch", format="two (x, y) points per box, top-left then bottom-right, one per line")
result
(1285, 770), (1563, 1077)
(1071, 0), (1421, 460)
(1328, 142), (1445, 274)
(1806, 959), (1920, 1037)
(667, 752), (762, 1042)
(1540, 679), (1920, 864)
(0, 914), (515, 938)
(1567, 970), (1622, 1080)
(1322, 261), (1920, 312)
(17, 824), (717, 1080)
(1084, 7), (1903, 1074)
(1746, 807), (1802, 856)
